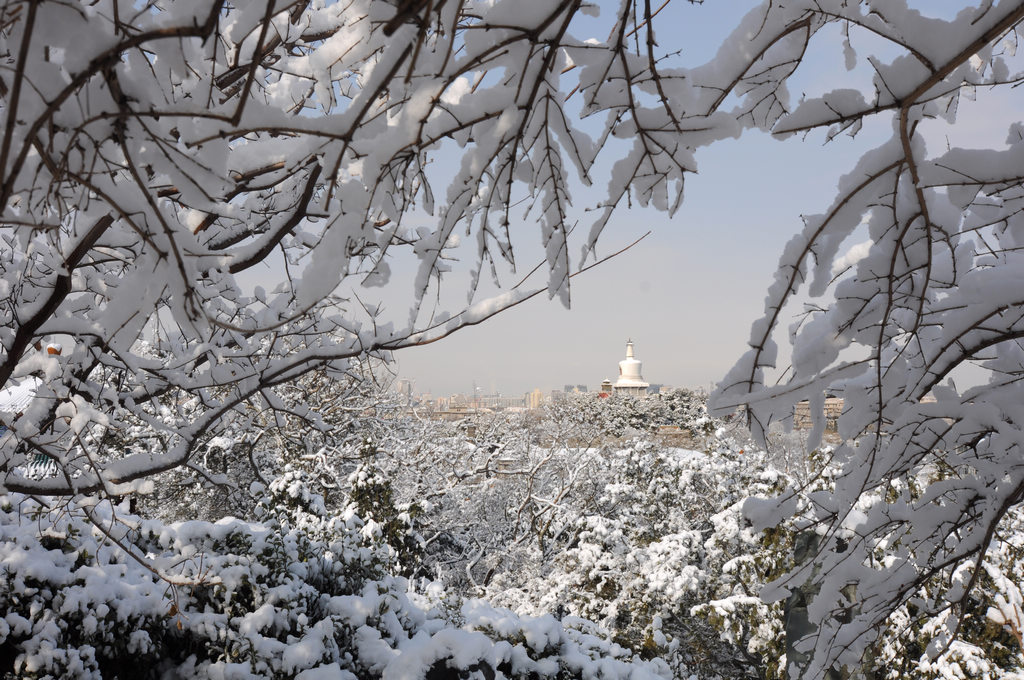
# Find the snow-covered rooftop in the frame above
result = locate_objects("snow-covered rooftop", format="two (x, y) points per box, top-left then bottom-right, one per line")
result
(0, 377), (41, 418)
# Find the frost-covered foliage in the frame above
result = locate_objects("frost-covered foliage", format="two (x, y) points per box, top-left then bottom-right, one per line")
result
(0, 472), (669, 680)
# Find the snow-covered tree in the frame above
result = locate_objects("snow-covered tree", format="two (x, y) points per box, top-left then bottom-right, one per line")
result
(704, 2), (1024, 676)
(0, 0), (879, 499)
(137, 360), (404, 522)
(4, 1), (1024, 677)
(0, 0), (721, 495)
(544, 389), (721, 442)
(495, 443), (791, 680)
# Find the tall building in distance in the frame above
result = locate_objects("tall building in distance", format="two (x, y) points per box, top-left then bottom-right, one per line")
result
(525, 388), (544, 410)
(395, 378), (414, 404)
(612, 339), (649, 397)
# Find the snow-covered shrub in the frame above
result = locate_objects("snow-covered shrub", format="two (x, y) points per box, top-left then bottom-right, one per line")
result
(346, 461), (427, 578)
(484, 443), (790, 680)
(0, 472), (669, 680)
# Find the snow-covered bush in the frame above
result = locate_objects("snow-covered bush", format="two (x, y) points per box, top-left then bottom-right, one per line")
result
(481, 442), (790, 680)
(0, 472), (669, 680)
(346, 461), (427, 578)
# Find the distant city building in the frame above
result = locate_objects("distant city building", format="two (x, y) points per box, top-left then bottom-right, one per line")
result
(791, 393), (935, 432)
(395, 378), (414, 403)
(472, 394), (525, 410)
(613, 339), (649, 397)
(526, 388), (544, 410)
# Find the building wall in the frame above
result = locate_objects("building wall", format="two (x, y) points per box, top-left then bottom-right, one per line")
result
(793, 397), (845, 430)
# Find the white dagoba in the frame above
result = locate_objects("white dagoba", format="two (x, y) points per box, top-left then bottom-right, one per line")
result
(613, 339), (649, 397)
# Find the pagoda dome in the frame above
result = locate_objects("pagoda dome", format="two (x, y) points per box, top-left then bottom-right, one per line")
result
(614, 339), (649, 393)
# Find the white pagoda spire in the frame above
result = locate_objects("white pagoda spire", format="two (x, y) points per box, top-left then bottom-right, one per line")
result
(614, 339), (649, 395)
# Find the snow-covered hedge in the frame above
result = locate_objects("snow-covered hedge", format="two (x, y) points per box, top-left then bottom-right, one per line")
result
(486, 443), (788, 679)
(0, 471), (669, 680)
